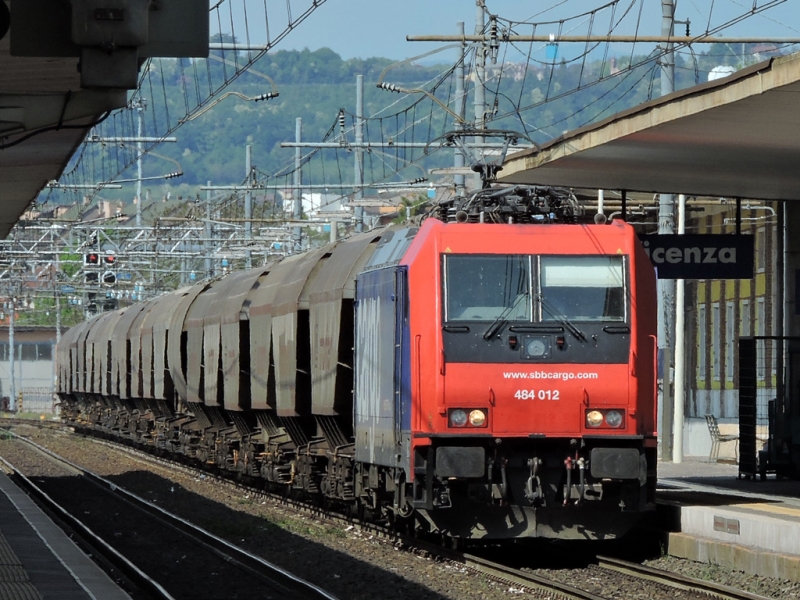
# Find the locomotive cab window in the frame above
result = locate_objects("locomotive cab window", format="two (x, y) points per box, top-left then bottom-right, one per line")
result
(444, 255), (531, 322)
(538, 256), (625, 322)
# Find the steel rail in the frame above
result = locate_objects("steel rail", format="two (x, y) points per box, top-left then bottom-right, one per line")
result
(596, 555), (774, 600)
(463, 553), (608, 600)
(0, 454), (176, 600)
(18, 421), (613, 599)
(12, 421), (773, 600)
(5, 429), (340, 600)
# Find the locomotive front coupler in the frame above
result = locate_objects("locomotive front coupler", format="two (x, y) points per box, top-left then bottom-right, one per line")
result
(486, 454), (509, 504)
(434, 481), (452, 509)
(563, 452), (589, 506)
(524, 457), (545, 506)
(499, 458), (508, 502)
(563, 456), (572, 506)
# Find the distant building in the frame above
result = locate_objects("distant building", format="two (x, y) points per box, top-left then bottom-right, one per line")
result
(708, 65), (737, 81)
(752, 44), (780, 61)
(303, 192), (344, 216)
(481, 61), (544, 83)
(0, 326), (59, 413)
(278, 190), (346, 218)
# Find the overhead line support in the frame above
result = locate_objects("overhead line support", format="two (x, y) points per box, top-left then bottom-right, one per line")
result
(406, 35), (800, 44)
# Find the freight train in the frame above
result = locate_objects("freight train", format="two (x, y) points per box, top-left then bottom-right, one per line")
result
(57, 185), (658, 541)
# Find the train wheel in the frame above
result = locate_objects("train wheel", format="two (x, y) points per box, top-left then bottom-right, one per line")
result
(353, 502), (365, 522)
(439, 532), (462, 550)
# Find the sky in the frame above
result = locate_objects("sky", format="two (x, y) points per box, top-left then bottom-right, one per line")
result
(265, 0), (800, 61)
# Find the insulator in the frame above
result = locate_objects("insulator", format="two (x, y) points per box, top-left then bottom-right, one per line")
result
(489, 17), (499, 64)
(254, 92), (279, 102)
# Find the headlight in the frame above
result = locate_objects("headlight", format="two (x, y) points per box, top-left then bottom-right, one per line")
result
(586, 410), (603, 428)
(525, 338), (547, 357)
(468, 409), (487, 427)
(449, 409), (468, 427)
(605, 410), (623, 428)
(448, 408), (488, 428)
(585, 408), (625, 429)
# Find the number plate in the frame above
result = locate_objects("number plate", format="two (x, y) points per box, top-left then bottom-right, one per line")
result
(513, 389), (560, 400)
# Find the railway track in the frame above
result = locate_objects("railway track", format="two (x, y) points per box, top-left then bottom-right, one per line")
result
(461, 554), (606, 600)
(0, 454), (174, 600)
(0, 420), (780, 600)
(1, 428), (339, 600)
(595, 556), (775, 600)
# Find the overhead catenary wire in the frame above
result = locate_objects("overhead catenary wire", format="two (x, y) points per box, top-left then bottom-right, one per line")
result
(40, 0), (796, 251)
(52, 0), (330, 204)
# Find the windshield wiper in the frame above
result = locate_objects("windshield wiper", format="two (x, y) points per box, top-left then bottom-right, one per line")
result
(537, 295), (586, 342)
(482, 293), (528, 340)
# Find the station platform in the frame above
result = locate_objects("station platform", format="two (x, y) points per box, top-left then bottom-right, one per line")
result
(0, 472), (131, 600)
(657, 457), (800, 581)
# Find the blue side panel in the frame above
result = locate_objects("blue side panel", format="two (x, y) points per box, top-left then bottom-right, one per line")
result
(395, 267), (412, 432)
(354, 267), (398, 466)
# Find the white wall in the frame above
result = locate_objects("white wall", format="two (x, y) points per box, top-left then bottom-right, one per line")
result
(680, 417), (742, 461)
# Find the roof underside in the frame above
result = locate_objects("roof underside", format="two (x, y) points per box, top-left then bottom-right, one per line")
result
(500, 52), (800, 202)
(0, 33), (124, 238)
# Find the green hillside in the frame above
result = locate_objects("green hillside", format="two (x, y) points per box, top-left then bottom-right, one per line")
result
(49, 43), (761, 204)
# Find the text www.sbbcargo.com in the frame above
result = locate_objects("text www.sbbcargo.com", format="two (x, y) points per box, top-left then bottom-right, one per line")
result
(502, 371), (599, 380)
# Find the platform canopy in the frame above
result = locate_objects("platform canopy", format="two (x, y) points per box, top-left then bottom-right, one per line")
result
(0, 34), (125, 238)
(499, 52), (800, 202)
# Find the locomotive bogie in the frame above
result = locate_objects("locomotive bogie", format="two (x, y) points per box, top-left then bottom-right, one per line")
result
(57, 216), (657, 542)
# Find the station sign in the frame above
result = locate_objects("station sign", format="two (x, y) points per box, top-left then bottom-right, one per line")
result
(638, 234), (754, 279)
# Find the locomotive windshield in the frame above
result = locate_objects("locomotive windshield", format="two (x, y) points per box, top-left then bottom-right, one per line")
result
(444, 255), (531, 322)
(444, 254), (626, 323)
(539, 256), (625, 322)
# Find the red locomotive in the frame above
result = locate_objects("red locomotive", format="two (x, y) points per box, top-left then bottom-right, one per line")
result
(58, 185), (657, 541)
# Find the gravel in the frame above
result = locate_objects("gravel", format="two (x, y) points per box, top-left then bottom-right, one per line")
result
(2, 424), (798, 600)
(644, 555), (800, 599)
(0, 426), (525, 600)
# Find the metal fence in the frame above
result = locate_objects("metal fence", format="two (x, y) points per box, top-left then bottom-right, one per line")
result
(738, 336), (796, 479)
(18, 387), (57, 415)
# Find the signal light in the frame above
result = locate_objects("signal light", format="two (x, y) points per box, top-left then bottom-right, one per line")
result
(84, 252), (100, 265)
(85, 272), (98, 283)
(102, 271), (117, 286)
(104, 253), (116, 265)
